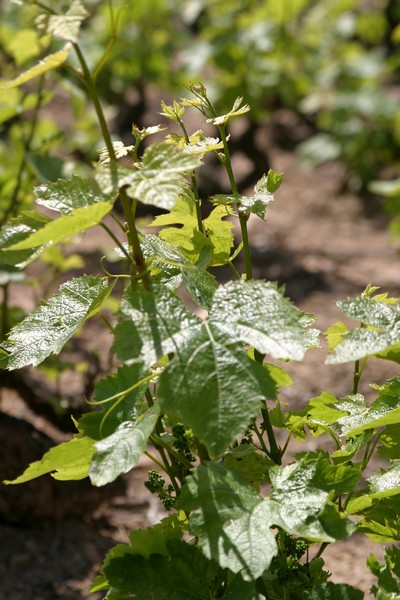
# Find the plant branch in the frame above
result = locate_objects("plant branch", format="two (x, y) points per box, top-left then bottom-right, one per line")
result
(219, 124), (253, 279)
(73, 43), (150, 290)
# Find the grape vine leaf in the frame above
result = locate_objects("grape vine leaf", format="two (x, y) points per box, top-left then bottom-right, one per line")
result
(203, 205), (235, 265)
(326, 295), (400, 364)
(141, 234), (217, 310)
(5, 203), (113, 251)
(355, 495), (400, 542)
(0, 45), (72, 89)
(120, 143), (202, 210)
(3, 437), (94, 484)
(0, 210), (53, 268)
(151, 192), (209, 262)
(46, 0), (88, 43)
(209, 280), (319, 360)
(89, 403), (160, 486)
(306, 582), (364, 599)
(267, 455), (357, 541)
(152, 192), (234, 266)
(368, 546), (400, 598)
(34, 175), (115, 214)
(346, 461), (400, 515)
(112, 284), (202, 368)
(223, 575), (263, 600)
(0, 276), (111, 369)
(77, 364), (150, 440)
(128, 515), (183, 558)
(178, 462), (277, 581)
(102, 540), (221, 599)
(158, 322), (276, 456)
(379, 424), (400, 459)
(336, 377), (400, 437)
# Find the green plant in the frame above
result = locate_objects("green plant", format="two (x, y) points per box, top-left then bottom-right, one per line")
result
(1, 3), (400, 599)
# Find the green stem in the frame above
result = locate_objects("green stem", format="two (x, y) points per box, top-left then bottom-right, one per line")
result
(100, 221), (132, 262)
(261, 407), (282, 465)
(254, 350), (281, 464)
(352, 360), (360, 394)
(239, 213), (253, 280)
(251, 421), (272, 459)
(98, 311), (114, 333)
(144, 450), (167, 473)
(219, 125), (253, 280)
(73, 43), (150, 290)
(314, 541), (329, 559)
(145, 389), (182, 492)
(1, 284), (9, 340)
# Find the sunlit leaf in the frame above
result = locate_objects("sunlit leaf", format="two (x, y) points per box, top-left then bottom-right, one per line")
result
(0, 210), (52, 268)
(209, 280), (317, 360)
(0, 45), (72, 89)
(4, 437), (94, 484)
(89, 404), (160, 486)
(158, 322), (276, 456)
(34, 175), (116, 214)
(113, 284), (202, 368)
(1, 276), (109, 369)
(121, 143), (202, 210)
(326, 294), (400, 364)
(6, 202), (112, 250)
(47, 1), (88, 43)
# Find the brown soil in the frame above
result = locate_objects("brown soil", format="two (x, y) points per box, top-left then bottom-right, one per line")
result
(1, 135), (399, 598)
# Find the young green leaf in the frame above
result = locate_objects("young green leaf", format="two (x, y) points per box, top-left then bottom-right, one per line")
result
(1, 276), (110, 369)
(0, 210), (52, 268)
(355, 495), (400, 542)
(34, 175), (116, 214)
(0, 45), (72, 89)
(89, 403), (160, 486)
(5, 203), (113, 251)
(151, 192), (208, 262)
(46, 1), (89, 43)
(203, 205), (235, 265)
(141, 234), (217, 309)
(209, 280), (318, 361)
(266, 169), (283, 193)
(326, 294), (400, 364)
(178, 462), (277, 580)
(121, 143), (202, 210)
(207, 96), (250, 126)
(336, 377), (400, 437)
(368, 545), (400, 598)
(3, 437), (94, 484)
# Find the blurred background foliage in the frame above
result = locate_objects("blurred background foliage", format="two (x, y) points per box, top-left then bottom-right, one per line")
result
(1, 0), (400, 223)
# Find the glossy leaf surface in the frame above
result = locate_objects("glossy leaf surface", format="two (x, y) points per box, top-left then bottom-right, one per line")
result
(89, 404), (160, 486)
(178, 462), (277, 580)
(1, 276), (109, 369)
